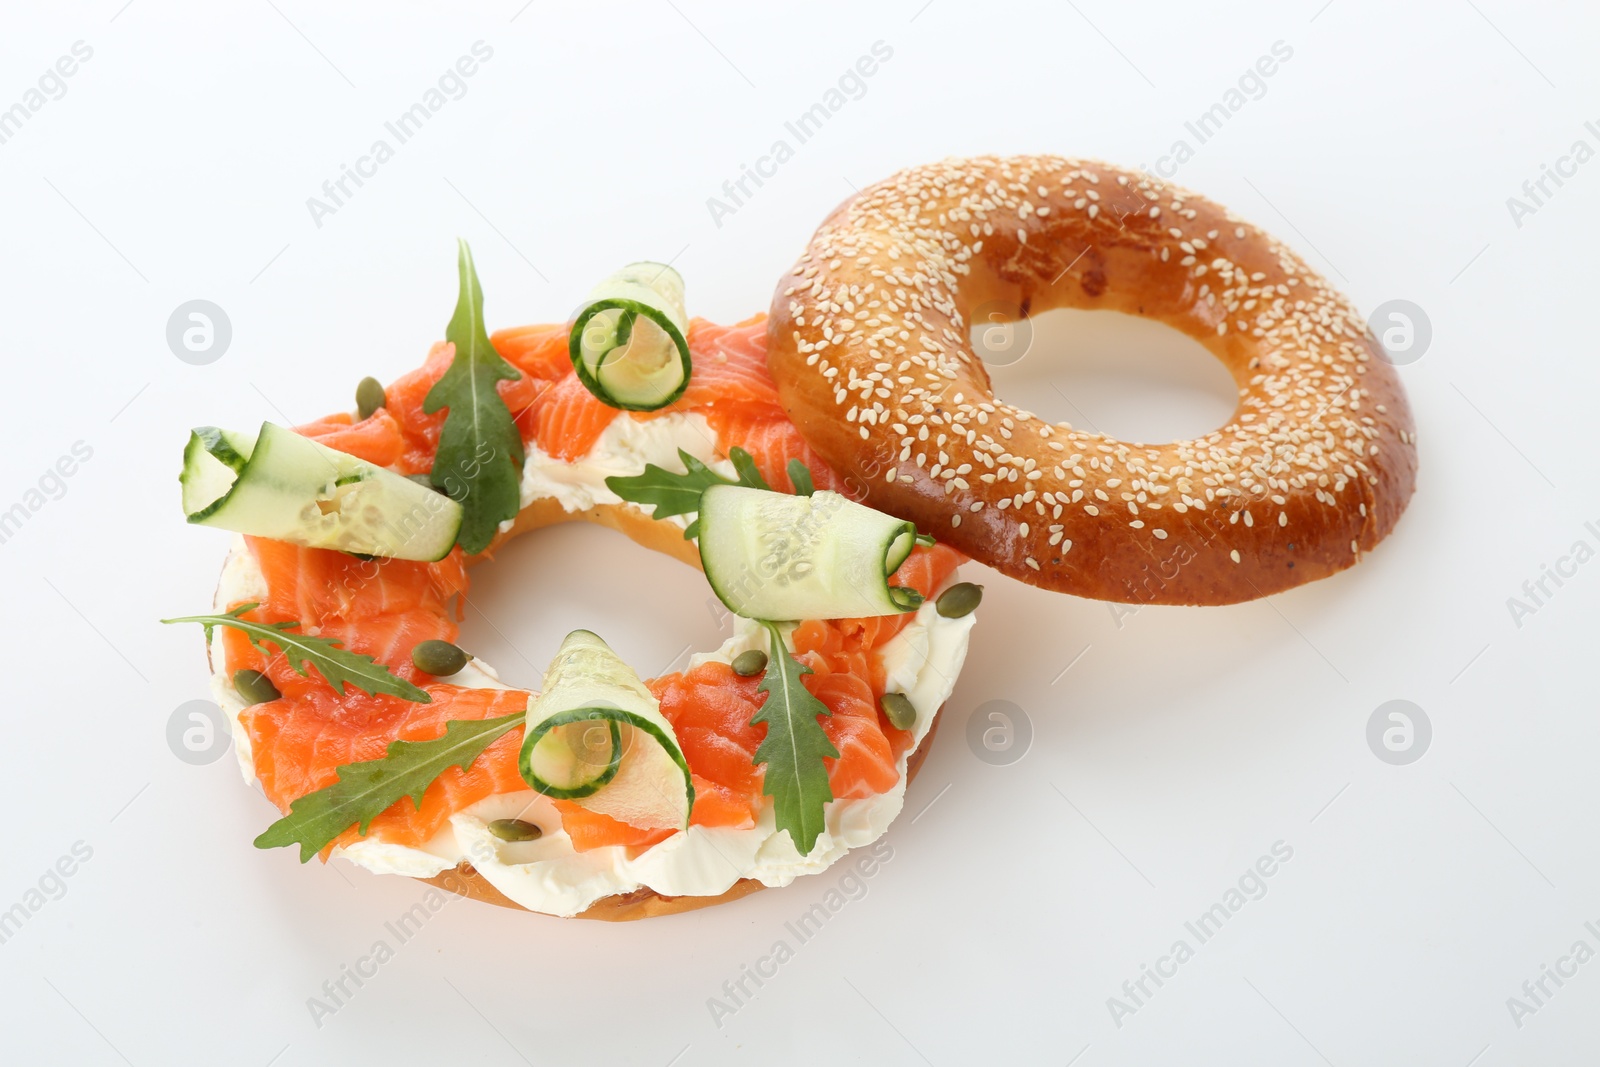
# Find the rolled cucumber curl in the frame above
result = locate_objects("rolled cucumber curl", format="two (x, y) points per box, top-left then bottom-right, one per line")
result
(180, 422), (462, 561)
(568, 262), (692, 411)
(698, 486), (926, 621)
(519, 630), (694, 831)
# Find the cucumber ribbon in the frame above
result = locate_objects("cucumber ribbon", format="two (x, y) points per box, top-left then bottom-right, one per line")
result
(181, 422), (463, 561)
(698, 486), (925, 621)
(519, 630), (694, 831)
(568, 262), (692, 411)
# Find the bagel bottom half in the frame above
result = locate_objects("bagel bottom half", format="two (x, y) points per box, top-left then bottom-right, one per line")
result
(424, 717), (943, 921)
(411, 497), (949, 921)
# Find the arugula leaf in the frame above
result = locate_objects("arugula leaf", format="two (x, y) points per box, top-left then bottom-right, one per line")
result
(254, 712), (526, 861)
(424, 239), (525, 554)
(161, 604), (431, 703)
(605, 445), (769, 539)
(786, 459), (815, 497)
(751, 622), (839, 856)
(727, 448), (772, 493)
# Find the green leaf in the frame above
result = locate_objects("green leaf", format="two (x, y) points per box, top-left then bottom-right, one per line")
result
(751, 622), (839, 856)
(605, 446), (769, 540)
(161, 604), (431, 703)
(786, 459), (815, 497)
(424, 239), (525, 554)
(727, 448), (771, 492)
(605, 448), (728, 523)
(254, 712), (526, 861)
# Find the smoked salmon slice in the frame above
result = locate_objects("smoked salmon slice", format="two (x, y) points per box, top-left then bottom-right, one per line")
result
(240, 683), (530, 851)
(244, 537), (468, 624)
(294, 410), (405, 468)
(532, 371), (620, 462)
(490, 323), (572, 382)
(379, 341), (541, 476)
(667, 317), (782, 412)
(704, 408), (844, 494)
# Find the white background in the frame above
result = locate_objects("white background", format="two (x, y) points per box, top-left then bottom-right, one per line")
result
(1, 1), (1597, 1064)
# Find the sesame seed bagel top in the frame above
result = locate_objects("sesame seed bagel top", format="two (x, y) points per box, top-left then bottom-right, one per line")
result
(766, 156), (1417, 606)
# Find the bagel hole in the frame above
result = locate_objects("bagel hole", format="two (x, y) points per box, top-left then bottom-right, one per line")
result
(455, 521), (728, 690)
(976, 308), (1238, 445)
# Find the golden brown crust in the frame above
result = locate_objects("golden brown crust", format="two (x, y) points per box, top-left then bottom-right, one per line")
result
(486, 494), (704, 569)
(766, 156), (1417, 605)
(427, 498), (949, 920)
(424, 705), (944, 921)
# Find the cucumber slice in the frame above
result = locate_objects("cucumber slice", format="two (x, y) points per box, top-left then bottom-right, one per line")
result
(181, 427), (256, 519)
(699, 486), (925, 621)
(181, 422), (463, 561)
(524, 719), (622, 798)
(519, 630), (694, 831)
(568, 262), (691, 411)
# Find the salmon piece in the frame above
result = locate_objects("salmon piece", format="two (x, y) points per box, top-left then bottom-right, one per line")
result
(665, 317), (781, 412)
(553, 802), (675, 854)
(653, 662), (766, 806)
(809, 671), (900, 800)
(294, 409), (406, 468)
(347, 692), (528, 850)
(383, 341), (542, 475)
(244, 537), (469, 624)
(794, 543), (965, 659)
(380, 343), (453, 475)
(833, 543), (969, 655)
(491, 323), (571, 383)
(221, 608), (455, 703)
(551, 763), (758, 855)
(704, 408), (843, 494)
(243, 684), (529, 851)
(687, 773), (759, 830)
(532, 371), (619, 461)
(499, 374), (543, 441)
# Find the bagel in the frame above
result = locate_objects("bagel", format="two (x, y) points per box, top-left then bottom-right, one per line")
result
(191, 310), (977, 920)
(766, 156), (1417, 605)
